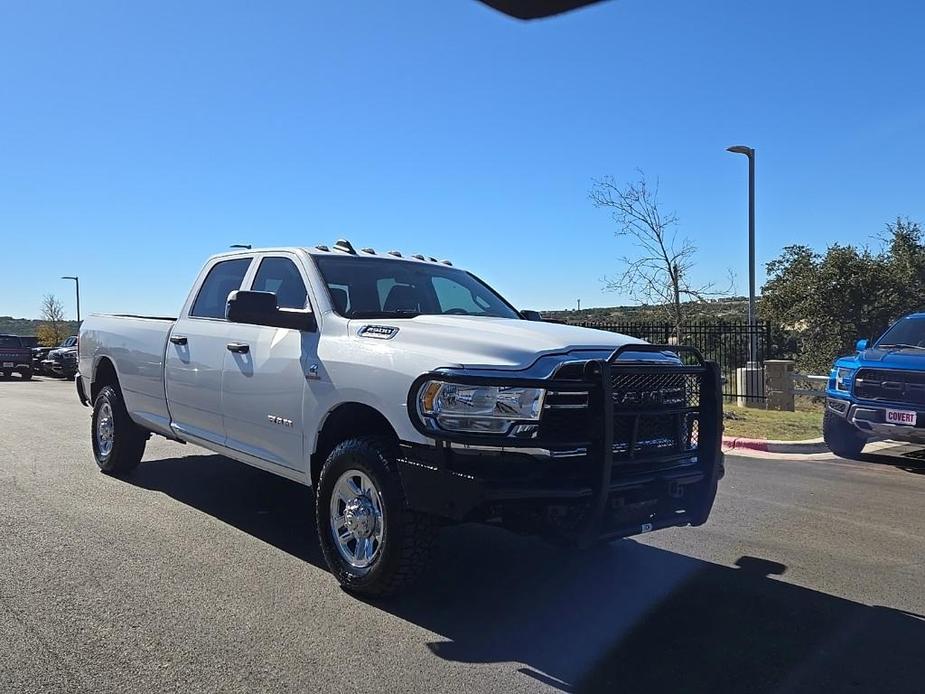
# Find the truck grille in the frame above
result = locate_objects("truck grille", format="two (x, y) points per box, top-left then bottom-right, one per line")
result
(854, 368), (925, 406)
(0, 352), (27, 361)
(539, 367), (705, 463)
(611, 371), (701, 464)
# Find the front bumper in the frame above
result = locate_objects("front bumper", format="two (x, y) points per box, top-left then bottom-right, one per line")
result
(43, 358), (77, 376)
(399, 345), (724, 544)
(0, 355), (31, 370)
(828, 396), (925, 442)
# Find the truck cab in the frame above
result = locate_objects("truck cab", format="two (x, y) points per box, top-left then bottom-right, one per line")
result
(825, 312), (925, 458)
(77, 242), (724, 595)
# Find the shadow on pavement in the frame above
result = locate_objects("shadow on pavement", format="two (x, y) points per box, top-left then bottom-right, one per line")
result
(129, 453), (925, 694)
(859, 445), (925, 475)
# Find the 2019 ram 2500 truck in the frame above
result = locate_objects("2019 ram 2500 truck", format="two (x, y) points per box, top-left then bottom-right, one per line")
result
(77, 241), (724, 595)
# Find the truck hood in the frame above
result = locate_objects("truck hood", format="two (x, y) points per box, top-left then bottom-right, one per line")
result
(355, 315), (643, 370)
(853, 346), (925, 369)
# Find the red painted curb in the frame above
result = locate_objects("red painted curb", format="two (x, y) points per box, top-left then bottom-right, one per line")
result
(722, 435), (829, 454)
(723, 436), (769, 452)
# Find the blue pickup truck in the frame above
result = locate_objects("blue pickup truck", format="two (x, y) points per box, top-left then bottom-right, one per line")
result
(824, 312), (925, 458)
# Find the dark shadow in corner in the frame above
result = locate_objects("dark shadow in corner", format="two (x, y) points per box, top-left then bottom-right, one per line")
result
(128, 453), (925, 694)
(857, 443), (925, 475)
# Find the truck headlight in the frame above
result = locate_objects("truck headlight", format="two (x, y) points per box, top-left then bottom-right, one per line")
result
(835, 367), (854, 392)
(416, 380), (545, 434)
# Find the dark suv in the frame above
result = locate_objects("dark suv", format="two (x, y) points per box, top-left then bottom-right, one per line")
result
(0, 335), (34, 380)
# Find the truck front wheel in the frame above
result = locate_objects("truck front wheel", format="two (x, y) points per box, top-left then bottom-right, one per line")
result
(823, 410), (867, 460)
(316, 436), (434, 597)
(91, 385), (147, 475)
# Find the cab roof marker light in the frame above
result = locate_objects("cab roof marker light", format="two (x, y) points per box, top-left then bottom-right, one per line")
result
(440, 259), (453, 266)
(333, 239), (357, 254)
(412, 254), (426, 261)
(428, 256), (438, 262)
(361, 247), (376, 254)
(388, 250), (402, 257)
(315, 244), (330, 252)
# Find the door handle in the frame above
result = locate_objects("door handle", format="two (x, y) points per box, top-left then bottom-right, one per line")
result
(226, 342), (250, 354)
(169, 335), (188, 345)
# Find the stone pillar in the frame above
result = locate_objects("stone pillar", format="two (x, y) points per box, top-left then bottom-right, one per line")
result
(736, 365), (766, 408)
(764, 359), (795, 411)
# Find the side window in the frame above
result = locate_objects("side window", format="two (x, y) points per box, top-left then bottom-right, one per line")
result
(376, 278), (397, 308)
(190, 258), (252, 319)
(432, 276), (489, 315)
(327, 283), (351, 315)
(251, 257), (309, 310)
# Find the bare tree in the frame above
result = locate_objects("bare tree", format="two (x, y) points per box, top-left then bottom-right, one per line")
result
(589, 172), (732, 337)
(37, 294), (69, 346)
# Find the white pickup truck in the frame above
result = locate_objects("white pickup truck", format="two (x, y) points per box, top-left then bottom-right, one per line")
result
(78, 241), (723, 595)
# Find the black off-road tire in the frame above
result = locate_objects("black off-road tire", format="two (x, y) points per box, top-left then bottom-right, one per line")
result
(19, 368), (32, 381)
(0, 371), (9, 380)
(823, 410), (867, 460)
(316, 436), (434, 597)
(91, 385), (147, 476)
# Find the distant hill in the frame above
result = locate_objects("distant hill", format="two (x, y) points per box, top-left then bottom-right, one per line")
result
(0, 316), (81, 338)
(542, 297), (752, 324)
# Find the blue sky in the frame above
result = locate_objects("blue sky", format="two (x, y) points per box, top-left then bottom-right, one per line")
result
(2, 0), (923, 320)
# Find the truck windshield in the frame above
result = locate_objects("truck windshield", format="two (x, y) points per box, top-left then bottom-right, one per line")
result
(0, 336), (23, 348)
(877, 317), (925, 349)
(313, 255), (521, 320)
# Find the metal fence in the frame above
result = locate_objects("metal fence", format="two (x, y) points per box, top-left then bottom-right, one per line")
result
(576, 321), (773, 403)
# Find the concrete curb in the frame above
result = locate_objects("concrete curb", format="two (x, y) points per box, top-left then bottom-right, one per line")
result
(722, 436), (829, 454)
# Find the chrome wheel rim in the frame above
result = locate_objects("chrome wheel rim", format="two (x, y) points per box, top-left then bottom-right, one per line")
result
(329, 470), (384, 570)
(96, 402), (114, 457)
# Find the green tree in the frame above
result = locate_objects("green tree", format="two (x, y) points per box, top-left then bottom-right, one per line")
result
(760, 218), (925, 373)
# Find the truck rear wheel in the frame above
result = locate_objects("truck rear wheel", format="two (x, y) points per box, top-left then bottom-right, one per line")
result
(823, 410), (867, 460)
(91, 385), (147, 475)
(19, 368), (32, 381)
(316, 436), (434, 597)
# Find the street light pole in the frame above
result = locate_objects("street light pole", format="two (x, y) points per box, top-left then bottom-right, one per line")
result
(726, 145), (756, 366)
(61, 276), (81, 323)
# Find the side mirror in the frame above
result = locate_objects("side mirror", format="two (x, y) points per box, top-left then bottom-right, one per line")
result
(226, 290), (317, 331)
(856, 338), (869, 352)
(521, 309), (544, 322)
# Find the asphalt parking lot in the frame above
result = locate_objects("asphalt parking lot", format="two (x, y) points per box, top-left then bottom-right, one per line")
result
(1, 377), (924, 693)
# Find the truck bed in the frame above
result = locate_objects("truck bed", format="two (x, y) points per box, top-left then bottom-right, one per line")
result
(78, 314), (177, 438)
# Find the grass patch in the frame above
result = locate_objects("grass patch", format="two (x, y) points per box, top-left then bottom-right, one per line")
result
(723, 405), (823, 441)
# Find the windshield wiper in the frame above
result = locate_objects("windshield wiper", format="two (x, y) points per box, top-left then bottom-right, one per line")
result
(877, 343), (925, 350)
(346, 310), (421, 319)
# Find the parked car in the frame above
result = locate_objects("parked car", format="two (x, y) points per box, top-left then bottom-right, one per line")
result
(0, 334), (34, 380)
(825, 311), (925, 458)
(77, 242), (724, 595)
(32, 346), (53, 374)
(42, 336), (79, 380)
